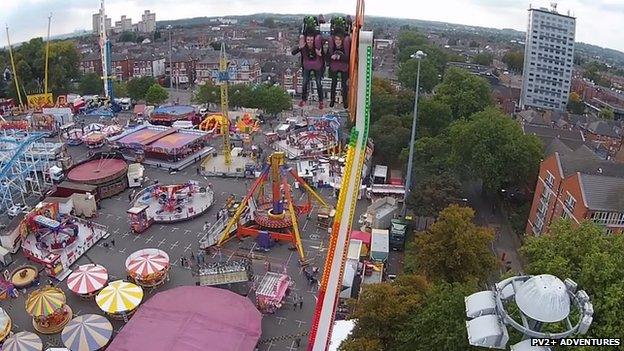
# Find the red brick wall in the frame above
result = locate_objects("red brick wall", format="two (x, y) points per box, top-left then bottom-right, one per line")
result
(526, 154), (563, 235)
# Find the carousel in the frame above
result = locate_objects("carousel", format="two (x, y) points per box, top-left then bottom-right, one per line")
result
(10, 265), (39, 289)
(2, 331), (43, 351)
(235, 113), (261, 135)
(66, 264), (109, 299)
(84, 131), (107, 149)
(0, 307), (11, 343)
(61, 314), (113, 351)
(62, 128), (84, 146)
(125, 248), (170, 287)
(96, 280), (143, 320)
(198, 113), (229, 135)
(102, 124), (123, 137)
(25, 286), (73, 334)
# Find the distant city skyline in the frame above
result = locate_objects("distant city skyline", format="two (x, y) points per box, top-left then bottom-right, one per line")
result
(1, 0), (623, 52)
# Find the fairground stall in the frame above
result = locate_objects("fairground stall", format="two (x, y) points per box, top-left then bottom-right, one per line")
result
(20, 202), (108, 280)
(83, 131), (106, 149)
(2, 331), (42, 351)
(109, 125), (212, 170)
(255, 272), (292, 314)
(150, 105), (195, 126)
(125, 248), (170, 288)
(272, 114), (342, 159)
(66, 264), (109, 299)
(61, 314), (113, 351)
(66, 152), (128, 199)
(95, 280), (143, 321)
(25, 286), (73, 334)
(197, 259), (253, 287)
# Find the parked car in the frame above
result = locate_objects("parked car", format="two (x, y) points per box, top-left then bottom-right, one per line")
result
(8, 203), (29, 218)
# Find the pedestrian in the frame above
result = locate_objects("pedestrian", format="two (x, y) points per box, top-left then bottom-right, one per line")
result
(111, 239), (115, 247)
(293, 301), (297, 311)
(196, 167), (200, 175)
(190, 251), (195, 260)
(203, 221), (209, 231)
(128, 192), (132, 202)
(298, 296), (303, 309)
(295, 338), (301, 347)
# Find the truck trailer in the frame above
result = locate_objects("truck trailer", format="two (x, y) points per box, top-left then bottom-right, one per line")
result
(370, 228), (389, 262)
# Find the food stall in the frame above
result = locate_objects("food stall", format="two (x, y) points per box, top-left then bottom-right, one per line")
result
(255, 272), (291, 314)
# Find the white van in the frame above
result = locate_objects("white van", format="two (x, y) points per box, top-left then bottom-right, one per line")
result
(172, 120), (195, 129)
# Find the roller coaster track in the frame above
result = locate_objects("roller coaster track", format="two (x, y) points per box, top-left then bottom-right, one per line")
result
(0, 132), (46, 180)
(307, 20), (373, 350)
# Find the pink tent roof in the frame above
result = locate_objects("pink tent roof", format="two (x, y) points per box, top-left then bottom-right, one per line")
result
(107, 286), (261, 351)
(351, 230), (371, 246)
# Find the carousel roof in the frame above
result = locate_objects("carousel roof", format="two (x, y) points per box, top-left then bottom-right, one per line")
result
(107, 286), (261, 351)
(125, 248), (170, 278)
(66, 264), (109, 295)
(96, 280), (143, 314)
(3, 331), (43, 351)
(62, 314), (113, 351)
(25, 286), (66, 318)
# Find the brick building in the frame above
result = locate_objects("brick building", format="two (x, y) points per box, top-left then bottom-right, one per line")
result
(79, 52), (102, 75)
(111, 54), (133, 81)
(526, 147), (624, 235)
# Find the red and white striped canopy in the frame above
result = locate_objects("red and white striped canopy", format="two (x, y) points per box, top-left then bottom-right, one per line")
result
(125, 249), (170, 278)
(67, 264), (108, 295)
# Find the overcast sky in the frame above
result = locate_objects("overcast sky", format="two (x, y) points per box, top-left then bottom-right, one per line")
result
(1, 0), (623, 52)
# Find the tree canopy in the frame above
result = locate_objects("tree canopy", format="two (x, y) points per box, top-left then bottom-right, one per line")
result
(407, 172), (463, 217)
(567, 91), (585, 114)
(113, 80), (128, 98)
(397, 58), (439, 93)
(449, 108), (543, 193)
(370, 115), (411, 166)
(599, 107), (615, 120)
(78, 73), (101, 95)
(417, 97), (453, 137)
(127, 76), (156, 101)
(144, 83), (168, 104)
(502, 50), (524, 73)
(434, 67), (493, 120)
(521, 220), (624, 343)
(193, 83), (291, 115)
(404, 204), (497, 284)
(472, 52), (494, 66)
(370, 78), (414, 123)
(400, 134), (456, 182)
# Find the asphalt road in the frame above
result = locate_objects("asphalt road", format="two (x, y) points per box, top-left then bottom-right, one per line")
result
(1, 112), (373, 351)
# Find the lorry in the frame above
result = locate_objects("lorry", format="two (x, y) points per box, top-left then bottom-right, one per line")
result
(389, 169), (403, 186)
(389, 218), (409, 251)
(371, 165), (388, 184)
(127, 163), (145, 188)
(360, 196), (399, 230)
(370, 228), (389, 262)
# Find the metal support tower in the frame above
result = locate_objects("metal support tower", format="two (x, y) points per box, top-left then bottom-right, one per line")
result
(309, 0), (373, 348)
(219, 42), (232, 166)
(0, 131), (59, 213)
(99, 0), (114, 99)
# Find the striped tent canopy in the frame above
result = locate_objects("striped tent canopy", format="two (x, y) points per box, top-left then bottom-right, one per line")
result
(96, 280), (143, 314)
(0, 307), (11, 341)
(25, 286), (66, 318)
(62, 314), (113, 351)
(67, 264), (109, 295)
(125, 249), (170, 278)
(3, 331), (43, 351)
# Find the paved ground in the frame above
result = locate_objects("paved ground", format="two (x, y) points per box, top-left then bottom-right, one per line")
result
(1, 111), (371, 351)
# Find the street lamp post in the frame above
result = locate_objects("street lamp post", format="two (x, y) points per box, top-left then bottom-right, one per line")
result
(167, 25), (173, 90)
(402, 50), (427, 217)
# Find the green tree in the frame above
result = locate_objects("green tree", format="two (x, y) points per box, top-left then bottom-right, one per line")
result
(370, 78), (414, 123)
(472, 52), (494, 66)
(599, 107), (615, 120)
(407, 172), (463, 217)
(118, 31), (137, 43)
(400, 135), (456, 182)
(397, 58), (439, 93)
(404, 204), (497, 284)
(228, 84), (253, 108)
(144, 84), (168, 104)
(370, 115), (411, 166)
(434, 67), (493, 119)
(193, 83), (221, 105)
(396, 281), (476, 351)
(502, 50), (524, 73)
(417, 98), (453, 137)
(397, 29), (428, 52)
(522, 220), (624, 344)
(262, 17), (276, 28)
(449, 108), (543, 193)
(340, 275), (430, 351)
(127, 76), (156, 101)
(253, 84), (291, 115)
(79, 73), (102, 95)
(113, 80), (128, 98)
(567, 92), (585, 114)
(47, 41), (81, 95)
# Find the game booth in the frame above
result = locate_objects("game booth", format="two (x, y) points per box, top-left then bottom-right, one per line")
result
(125, 249), (170, 288)
(150, 105), (195, 126)
(96, 280), (143, 321)
(25, 286), (73, 334)
(255, 272), (292, 314)
(66, 264), (109, 299)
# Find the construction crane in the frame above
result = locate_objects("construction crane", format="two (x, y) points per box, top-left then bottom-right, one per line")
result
(218, 42), (232, 166)
(308, 0), (373, 349)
